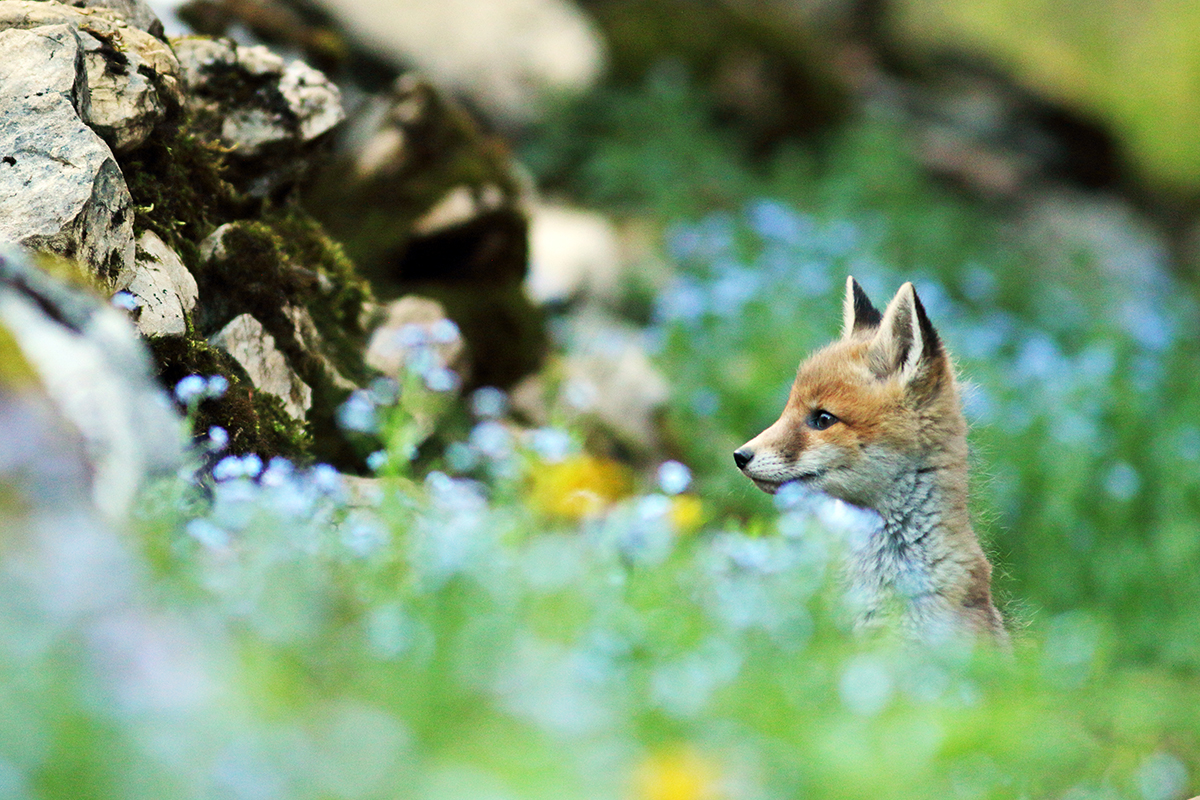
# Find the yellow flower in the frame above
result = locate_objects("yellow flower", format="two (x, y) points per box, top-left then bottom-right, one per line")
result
(632, 747), (722, 800)
(527, 454), (632, 521)
(668, 495), (705, 535)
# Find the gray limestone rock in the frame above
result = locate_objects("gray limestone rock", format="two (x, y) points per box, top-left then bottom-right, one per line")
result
(120, 231), (198, 337)
(174, 36), (344, 195)
(0, 23), (134, 284)
(60, 0), (167, 38)
(0, 245), (185, 519)
(0, 1), (183, 153)
(210, 313), (313, 421)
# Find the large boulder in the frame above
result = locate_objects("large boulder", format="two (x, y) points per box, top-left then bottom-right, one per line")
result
(0, 1), (183, 153)
(0, 246), (184, 518)
(177, 0), (605, 123)
(0, 23), (134, 285)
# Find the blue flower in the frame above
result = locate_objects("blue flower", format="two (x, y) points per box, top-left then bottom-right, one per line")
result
(425, 367), (460, 393)
(656, 460), (692, 495)
(110, 290), (141, 311)
(470, 386), (508, 419)
(747, 199), (811, 245)
(336, 390), (378, 433)
(174, 374), (208, 405)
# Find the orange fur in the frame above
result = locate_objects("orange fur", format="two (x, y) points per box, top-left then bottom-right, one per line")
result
(735, 278), (1006, 644)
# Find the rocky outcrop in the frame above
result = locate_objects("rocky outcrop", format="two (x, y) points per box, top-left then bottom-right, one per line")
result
(121, 231), (198, 336)
(177, 0), (605, 123)
(306, 74), (546, 390)
(210, 313), (313, 420)
(0, 23), (134, 284)
(0, 1), (182, 153)
(0, 246), (184, 518)
(173, 36), (344, 196)
(0, 0), (554, 472)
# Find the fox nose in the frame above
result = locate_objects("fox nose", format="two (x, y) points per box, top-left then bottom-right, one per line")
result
(733, 448), (753, 470)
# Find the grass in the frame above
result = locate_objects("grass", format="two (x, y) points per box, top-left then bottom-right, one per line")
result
(3, 73), (1199, 799)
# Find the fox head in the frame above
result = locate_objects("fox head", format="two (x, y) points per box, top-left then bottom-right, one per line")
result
(734, 277), (968, 511)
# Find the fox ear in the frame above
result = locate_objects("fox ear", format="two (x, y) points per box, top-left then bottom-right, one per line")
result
(869, 282), (944, 393)
(842, 276), (883, 338)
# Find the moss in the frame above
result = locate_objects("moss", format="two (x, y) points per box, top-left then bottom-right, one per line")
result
(148, 334), (312, 461)
(190, 218), (378, 469)
(29, 252), (105, 293)
(0, 322), (37, 389)
(117, 117), (246, 271)
(116, 108), (384, 467)
(262, 204), (374, 384)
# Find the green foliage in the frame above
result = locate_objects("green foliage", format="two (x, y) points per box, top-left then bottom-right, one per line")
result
(4, 73), (1199, 800)
(890, 0), (1200, 189)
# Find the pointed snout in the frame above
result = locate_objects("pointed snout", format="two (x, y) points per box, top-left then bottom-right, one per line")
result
(733, 447), (753, 471)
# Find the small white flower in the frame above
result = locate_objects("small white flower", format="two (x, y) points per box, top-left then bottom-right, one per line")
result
(429, 318), (460, 344)
(529, 428), (571, 463)
(212, 455), (244, 481)
(469, 420), (511, 460)
(241, 454), (263, 478)
(310, 463), (342, 495)
(424, 367), (459, 393)
(396, 324), (429, 348)
(336, 390), (378, 433)
(205, 375), (229, 399)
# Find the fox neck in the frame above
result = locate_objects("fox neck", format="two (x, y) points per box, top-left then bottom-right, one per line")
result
(846, 462), (1003, 643)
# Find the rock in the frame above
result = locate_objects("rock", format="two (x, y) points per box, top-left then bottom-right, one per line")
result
(0, 245), (185, 519)
(0, 1), (183, 153)
(526, 204), (622, 305)
(322, 0), (604, 122)
(364, 295), (466, 381)
(62, 0), (167, 38)
(544, 310), (669, 459)
(175, 0), (604, 123)
(210, 313), (313, 421)
(0, 23), (134, 285)
(193, 219), (375, 466)
(119, 231), (198, 337)
(173, 36), (344, 195)
(309, 73), (527, 279)
(305, 74), (546, 390)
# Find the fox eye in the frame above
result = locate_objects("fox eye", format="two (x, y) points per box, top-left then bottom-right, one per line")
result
(809, 410), (839, 431)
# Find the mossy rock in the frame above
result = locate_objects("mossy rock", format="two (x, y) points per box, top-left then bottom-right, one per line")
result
(117, 111), (378, 466)
(303, 77), (545, 389)
(149, 334), (312, 460)
(305, 78), (524, 283)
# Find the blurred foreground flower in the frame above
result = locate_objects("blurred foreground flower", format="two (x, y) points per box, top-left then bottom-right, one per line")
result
(669, 495), (705, 535)
(633, 746), (723, 800)
(527, 454), (631, 520)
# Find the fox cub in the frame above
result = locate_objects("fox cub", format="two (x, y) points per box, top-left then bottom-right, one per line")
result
(734, 277), (1006, 644)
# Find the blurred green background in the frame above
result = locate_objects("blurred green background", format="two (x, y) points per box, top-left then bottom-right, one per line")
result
(6, 0), (1200, 798)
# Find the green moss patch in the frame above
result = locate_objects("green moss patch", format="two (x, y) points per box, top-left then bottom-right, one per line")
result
(149, 334), (312, 460)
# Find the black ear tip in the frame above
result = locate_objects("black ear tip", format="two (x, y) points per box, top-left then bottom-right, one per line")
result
(849, 276), (883, 330)
(909, 285), (943, 350)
